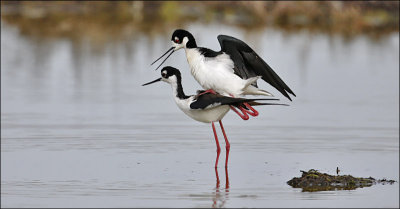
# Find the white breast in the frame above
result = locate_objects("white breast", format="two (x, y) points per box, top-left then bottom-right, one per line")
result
(185, 48), (247, 97)
(174, 96), (230, 123)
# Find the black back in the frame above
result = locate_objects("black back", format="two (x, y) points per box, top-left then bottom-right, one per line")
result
(198, 47), (223, 58)
(190, 92), (281, 110)
(190, 93), (247, 109)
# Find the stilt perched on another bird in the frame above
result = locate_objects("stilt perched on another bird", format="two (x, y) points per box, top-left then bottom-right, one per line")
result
(151, 29), (296, 120)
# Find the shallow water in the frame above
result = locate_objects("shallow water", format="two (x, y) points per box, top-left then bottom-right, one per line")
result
(1, 21), (399, 207)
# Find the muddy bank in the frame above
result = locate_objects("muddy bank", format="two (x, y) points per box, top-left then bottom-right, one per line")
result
(288, 169), (396, 192)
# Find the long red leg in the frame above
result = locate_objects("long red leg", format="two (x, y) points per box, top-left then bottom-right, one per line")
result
(230, 105), (249, 120)
(212, 122), (221, 168)
(219, 120), (230, 168)
(240, 103), (259, 117)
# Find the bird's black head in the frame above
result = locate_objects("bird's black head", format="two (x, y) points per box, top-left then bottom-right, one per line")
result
(171, 29), (197, 49)
(161, 66), (182, 83)
(142, 66), (188, 99)
(150, 29), (197, 71)
(142, 66), (182, 86)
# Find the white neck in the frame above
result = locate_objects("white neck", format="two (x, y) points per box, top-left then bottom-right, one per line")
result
(170, 81), (179, 99)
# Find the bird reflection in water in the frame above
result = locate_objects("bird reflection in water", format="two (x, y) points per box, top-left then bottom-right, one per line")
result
(212, 167), (230, 208)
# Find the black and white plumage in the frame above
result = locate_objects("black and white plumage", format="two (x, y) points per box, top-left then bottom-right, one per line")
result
(143, 66), (285, 123)
(143, 66), (287, 168)
(152, 29), (296, 101)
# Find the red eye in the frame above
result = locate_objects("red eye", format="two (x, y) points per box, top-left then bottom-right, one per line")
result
(175, 39), (179, 43)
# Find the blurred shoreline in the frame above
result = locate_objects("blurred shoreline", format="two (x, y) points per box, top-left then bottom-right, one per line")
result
(1, 1), (399, 44)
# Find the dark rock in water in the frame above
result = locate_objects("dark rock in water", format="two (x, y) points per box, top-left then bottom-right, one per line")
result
(287, 169), (396, 192)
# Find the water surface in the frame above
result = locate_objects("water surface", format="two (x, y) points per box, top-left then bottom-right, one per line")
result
(1, 22), (399, 207)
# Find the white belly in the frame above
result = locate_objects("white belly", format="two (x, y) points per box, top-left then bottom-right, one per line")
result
(174, 96), (230, 123)
(185, 106), (230, 123)
(186, 49), (246, 97)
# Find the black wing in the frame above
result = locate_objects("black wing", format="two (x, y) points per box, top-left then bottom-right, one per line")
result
(190, 92), (281, 110)
(218, 35), (296, 101)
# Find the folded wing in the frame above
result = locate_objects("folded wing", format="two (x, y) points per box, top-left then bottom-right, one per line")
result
(190, 92), (283, 110)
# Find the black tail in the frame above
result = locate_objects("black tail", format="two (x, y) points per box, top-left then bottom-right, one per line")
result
(231, 98), (289, 108)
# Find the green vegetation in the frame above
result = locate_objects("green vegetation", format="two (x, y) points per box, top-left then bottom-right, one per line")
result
(287, 169), (396, 192)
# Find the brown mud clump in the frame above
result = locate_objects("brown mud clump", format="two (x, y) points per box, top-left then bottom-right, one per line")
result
(287, 169), (396, 192)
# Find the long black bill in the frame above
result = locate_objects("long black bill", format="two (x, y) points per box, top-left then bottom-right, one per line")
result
(151, 47), (175, 71)
(142, 78), (162, 86)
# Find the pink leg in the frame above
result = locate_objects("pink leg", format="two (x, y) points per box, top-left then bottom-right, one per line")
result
(212, 122), (221, 168)
(228, 94), (253, 120)
(230, 105), (249, 120)
(215, 167), (220, 188)
(240, 103), (259, 117)
(219, 120), (230, 168)
(198, 89), (217, 96)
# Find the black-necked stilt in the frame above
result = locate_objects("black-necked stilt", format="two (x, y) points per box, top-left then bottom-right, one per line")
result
(151, 29), (296, 102)
(143, 66), (287, 167)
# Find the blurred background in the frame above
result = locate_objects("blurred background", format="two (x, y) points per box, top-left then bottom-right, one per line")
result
(1, 1), (399, 208)
(1, 1), (399, 40)
(1, 0), (399, 111)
